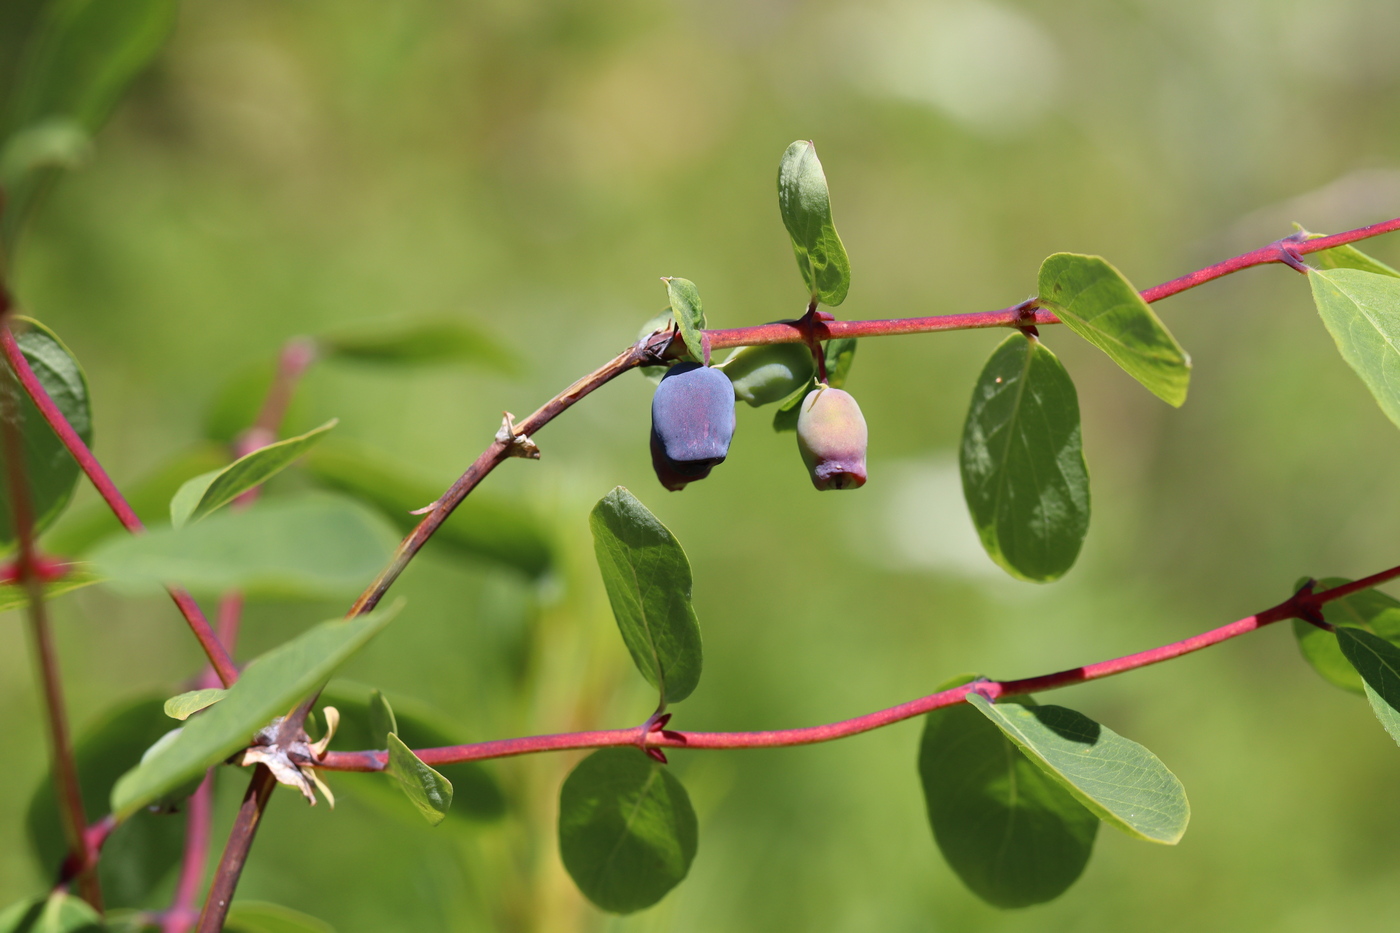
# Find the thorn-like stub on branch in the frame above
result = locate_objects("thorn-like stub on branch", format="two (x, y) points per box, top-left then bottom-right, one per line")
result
(1272, 240), (1312, 274)
(496, 411), (541, 460)
(645, 747), (669, 764)
(409, 500), (439, 516)
(1290, 579), (1333, 631)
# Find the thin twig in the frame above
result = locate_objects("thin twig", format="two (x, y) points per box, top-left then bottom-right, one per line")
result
(194, 766), (276, 933)
(318, 565), (1400, 770)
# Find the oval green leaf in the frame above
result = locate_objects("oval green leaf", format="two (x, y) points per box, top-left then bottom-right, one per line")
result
(1336, 626), (1400, 747)
(1293, 577), (1400, 694)
(319, 319), (516, 373)
(1, 0), (177, 252)
(589, 487), (702, 706)
(110, 600), (404, 818)
(1037, 253), (1191, 406)
(558, 748), (698, 914)
(169, 420), (337, 528)
(1308, 268), (1400, 430)
(386, 733), (453, 826)
(317, 682), (505, 822)
(89, 492), (398, 600)
(0, 318), (91, 548)
(965, 692), (1189, 844)
(26, 695), (185, 907)
(163, 688), (227, 721)
(960, 333), (1089, 582)
(224, 901), (335, 933)
(303, 444), (553, 579)
(919, 698), (1098, 907)
(777, 140), (850, 306)
(662, 278), (706, 363)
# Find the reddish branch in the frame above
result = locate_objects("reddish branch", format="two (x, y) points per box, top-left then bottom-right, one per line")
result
(318, 567), (1400, 770)
(0, 326), (239, 687)
(11, 217), (1400, 928)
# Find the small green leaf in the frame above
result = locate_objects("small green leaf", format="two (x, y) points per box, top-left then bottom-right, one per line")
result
(90, 492), (398, 601)
(319, 319), (516, 373)
(110, 601), (404, 818)
(662, 278), (706, 363)
(368, 690), (397, 747)
(919, 695), (1098, 907)
(386, 733), (453, 826)
(1309, 268), (1400, 430)
(42, 443), (229, 556)
(26, 695), (185, 906)
(224, 902), (334, 933)
(303, 444), (553, 579)
(163, 689), (227, 721)
(777, 140), (850, 306)
(960, 333), (1089, 582)
(1293, 577), (1400, 694)
(1, 0), (177, 254)
(1336, 627), (1400, 746)
(965, 692), (1189, 844)
(1038, 253), (1191, 406)
(318, 682), (505, 822)
(169, 420), (337, 528)
(589, 487), (702, 706)
(0, 892), (102, 933)
(558, 748), (698, 914)
(0, 318), (91, 548)
(0, 565), (101, 615)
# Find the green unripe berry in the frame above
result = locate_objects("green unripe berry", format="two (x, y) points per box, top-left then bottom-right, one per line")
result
(719, 343), (815, 407)
(796, 386), (867, 490)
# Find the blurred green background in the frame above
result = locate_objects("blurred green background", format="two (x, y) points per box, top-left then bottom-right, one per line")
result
(6, 0), (1400, 929)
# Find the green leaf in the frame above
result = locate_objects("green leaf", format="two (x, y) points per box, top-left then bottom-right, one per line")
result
(589, 487), (702, 706)
(1293, 577), (1400, 694)
(169, 420), (337, 528)
(319, 319), (516, 373)
(163, 689), (227, 721)
(26, 695), (186, 907)
(0, 892), (102, 933)
(662, 278), (706, 363)
(42, 443), (229, 556)
(777, 140), (850, 306)
(0, 318), (91, 548)
(1037, 253), (1191, 406)
(0, 565), (101, 615)
(965, 691), (1189, 844)
(1308, 268), (1400, 430)
(960, 333), (1089, 583)
(386, 733), (453, 826)
(303, 444), (552, 579)
(1, 0), (177, 255)
(771, 340), (856, 432)
(89, 492), (398, 601)
(558, 748), (698, 914)
(224, 902), (335, 933)
(368, 689), (397, 747)
(110, 601), (404, 818)
(318, 682), (505, 822)
(919, 695), (1098, 907)
(1336, 627), (1400, 746)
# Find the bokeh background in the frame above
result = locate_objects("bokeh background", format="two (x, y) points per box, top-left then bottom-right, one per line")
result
(6, 0), (1400, 930)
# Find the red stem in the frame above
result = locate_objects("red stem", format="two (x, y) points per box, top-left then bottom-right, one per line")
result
(161, 773), (212, 933)
(318, 568), (1400, 771)
(0, 326), (239, 687)
(195, 766), (276, 933)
